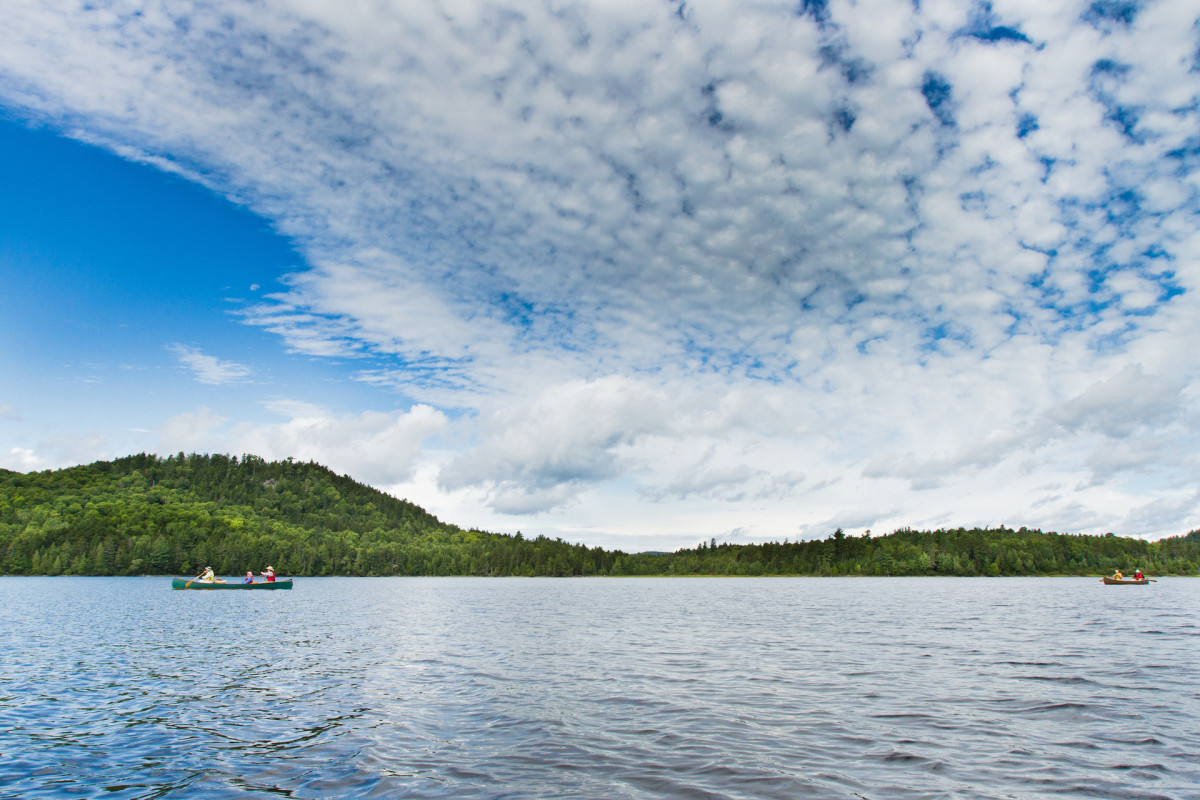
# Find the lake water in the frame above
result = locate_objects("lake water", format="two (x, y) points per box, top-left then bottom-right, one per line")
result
(1, 577), (1198, 799)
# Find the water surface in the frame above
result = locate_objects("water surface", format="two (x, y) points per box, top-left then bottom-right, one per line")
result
(2, 577), (1197, 799)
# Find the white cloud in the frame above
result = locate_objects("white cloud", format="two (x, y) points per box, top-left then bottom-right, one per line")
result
(439, 376), (671, 512)
(7, 447), (40, 471)
(2, 435), (113, 474)
(1046, 364), (1185, 438)
(0, 404), (19, 421)
(170, 344), (253, 385)
(2, 0), (1199, 544)
(157, 402), (449, 488)
(158, 408), (230, 452)
(1117, 489), (1200, 540)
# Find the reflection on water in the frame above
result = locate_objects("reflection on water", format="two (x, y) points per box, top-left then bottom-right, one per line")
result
(1, 577), (1198, 799)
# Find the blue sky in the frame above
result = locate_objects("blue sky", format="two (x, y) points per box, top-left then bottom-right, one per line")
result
(2, 0), (1199, 550)
(1, 117), (396, 451)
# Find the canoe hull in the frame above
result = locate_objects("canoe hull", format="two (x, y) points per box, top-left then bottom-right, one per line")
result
(172, 578), (293, 590)
(1100, 577), (1149, 585)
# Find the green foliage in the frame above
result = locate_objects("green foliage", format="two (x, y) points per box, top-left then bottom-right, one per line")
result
(2, 454), (1198, 577)
(0, 454), (618, 577)
(652, 525), (1200, 577)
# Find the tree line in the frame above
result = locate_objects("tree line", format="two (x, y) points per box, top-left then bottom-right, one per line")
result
(1, 453), (1198, 577)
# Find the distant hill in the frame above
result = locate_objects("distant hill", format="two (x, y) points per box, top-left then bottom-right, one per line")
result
(1, 453), (1198, 577)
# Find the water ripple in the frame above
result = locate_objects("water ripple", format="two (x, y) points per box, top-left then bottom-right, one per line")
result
(2, 577), (1199, 798)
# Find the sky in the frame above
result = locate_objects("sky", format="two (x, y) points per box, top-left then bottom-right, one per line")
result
(1, 0), (1199, 551)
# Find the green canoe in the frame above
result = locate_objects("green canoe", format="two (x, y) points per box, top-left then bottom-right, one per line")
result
(172, 577), (293, 590)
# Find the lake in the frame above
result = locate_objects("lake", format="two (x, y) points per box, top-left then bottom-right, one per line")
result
(1, 577), (1197, 799)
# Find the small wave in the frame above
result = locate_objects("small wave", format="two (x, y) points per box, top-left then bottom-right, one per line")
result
(870, 713), (937, 720)
(871, 750), (947, 772)
(1013, 674), (1098, 685)
(1013, 701), (1094, 713)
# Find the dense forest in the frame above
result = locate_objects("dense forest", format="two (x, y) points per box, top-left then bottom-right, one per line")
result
(2, 453), (1198, 577)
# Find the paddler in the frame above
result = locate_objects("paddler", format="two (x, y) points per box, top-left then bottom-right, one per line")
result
(260, 565), (276, 582)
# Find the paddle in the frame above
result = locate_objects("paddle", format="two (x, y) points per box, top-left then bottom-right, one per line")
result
(184, 568), (214, 588)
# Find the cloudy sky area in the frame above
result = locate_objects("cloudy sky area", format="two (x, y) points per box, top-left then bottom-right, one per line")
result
(2, 0), (1199, 549)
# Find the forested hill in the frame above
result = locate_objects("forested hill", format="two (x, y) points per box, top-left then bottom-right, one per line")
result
(0, 453), (614, 577)
(2, 453), (1199, 577)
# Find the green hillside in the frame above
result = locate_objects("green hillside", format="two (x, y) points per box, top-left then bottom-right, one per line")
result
(1, 453), (1198, 577)
(0, 453), (612, 577)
